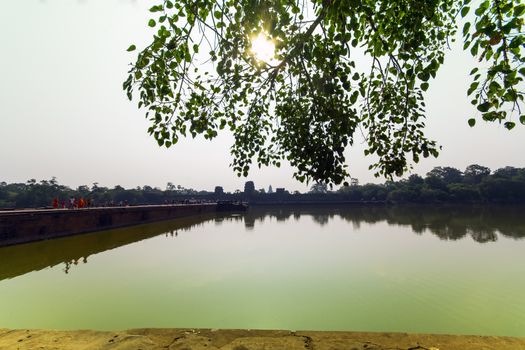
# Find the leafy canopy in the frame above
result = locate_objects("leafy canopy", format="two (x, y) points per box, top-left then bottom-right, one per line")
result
(124, 0), (525, 185)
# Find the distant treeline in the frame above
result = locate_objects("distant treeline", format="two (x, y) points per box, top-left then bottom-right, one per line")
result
(250, 164), (525, 204)
(0, 180), (212, 209)
(335, 165), (525, 204)
(1, 165), (524, 208)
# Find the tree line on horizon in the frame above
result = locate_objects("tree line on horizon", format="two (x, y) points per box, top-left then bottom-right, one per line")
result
(336, 164), (525, 204)
(0, 164), (524, 209)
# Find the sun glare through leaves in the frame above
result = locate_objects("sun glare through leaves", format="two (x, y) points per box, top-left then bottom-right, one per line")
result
(250, 32), (276, 64)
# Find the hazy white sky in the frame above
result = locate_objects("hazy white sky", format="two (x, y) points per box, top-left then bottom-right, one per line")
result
(0, 1), (523, 192)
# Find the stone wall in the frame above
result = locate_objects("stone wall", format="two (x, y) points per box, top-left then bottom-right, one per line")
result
(0, 204), (217, 247)
(1, 328), (524, 350)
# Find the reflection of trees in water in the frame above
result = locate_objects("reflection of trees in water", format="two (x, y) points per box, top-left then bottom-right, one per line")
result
(63, 257), (88, 274)
(312, 214), (330, 226)
(5, 207), (523, 279)
(242, 205), (525, 243)
(385, 206), (525, 242)
(469, 228), (498, 243)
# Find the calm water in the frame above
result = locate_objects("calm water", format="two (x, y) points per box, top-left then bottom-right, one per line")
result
(0, 206), (524, 336)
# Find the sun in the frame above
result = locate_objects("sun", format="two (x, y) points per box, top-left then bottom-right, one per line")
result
(250, 32), (276, 64)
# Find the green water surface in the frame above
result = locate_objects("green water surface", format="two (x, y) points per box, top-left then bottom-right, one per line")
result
(0, 206), (524, 336)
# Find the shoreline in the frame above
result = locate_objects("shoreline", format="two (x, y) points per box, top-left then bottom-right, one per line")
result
(1, 328), (524, 350)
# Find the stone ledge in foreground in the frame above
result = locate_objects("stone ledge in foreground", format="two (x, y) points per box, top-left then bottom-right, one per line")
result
(0, 328), (524, 350)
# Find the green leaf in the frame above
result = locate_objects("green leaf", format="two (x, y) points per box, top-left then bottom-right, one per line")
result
(462, 22), (471, 37)
(477, 102), (491, 112)
(126, 45), (136, 52)
(474, 1), (489, 16)
(350, 91), (359, 104)
(470, 43), (479, 56)
(149, 5), (162, 12)
(417, 72), (430, 82)
(148, 19), (156, 27)
(421, 82), (429, 91)
(520, 115), (525, 125)
(468, 118), (476, 127)
(514, 4), (525, 17)
(461, 6), (470, 17)
(467, 82), (479, 95)
(504, 122), (515, 130)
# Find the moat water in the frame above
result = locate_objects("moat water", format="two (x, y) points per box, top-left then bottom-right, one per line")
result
(0, 206), (524, 336)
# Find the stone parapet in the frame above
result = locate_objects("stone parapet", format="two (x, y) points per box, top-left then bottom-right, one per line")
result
(0, 328), (524, 350)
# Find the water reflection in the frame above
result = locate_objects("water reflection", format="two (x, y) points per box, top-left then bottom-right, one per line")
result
(63, 257), (88, 274)
(0, 214), (218, 281)
(1, 206), (523, 282)
(238, 205), (525, 243)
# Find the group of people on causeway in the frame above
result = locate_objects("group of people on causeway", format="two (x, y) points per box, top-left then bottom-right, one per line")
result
(52, 197), (96, 209)
(50, 198), (213, 209)
(51, 197), (132, 209)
